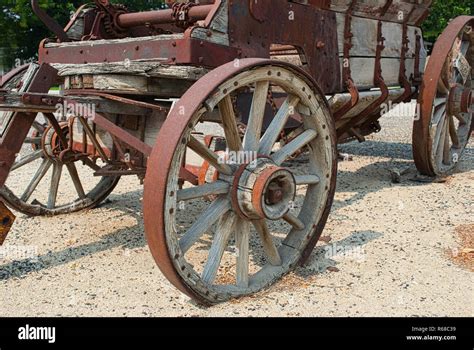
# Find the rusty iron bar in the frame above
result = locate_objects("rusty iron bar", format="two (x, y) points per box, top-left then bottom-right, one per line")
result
(339, 20), (389, 137)
(334, 0), (360, 121)
(0, 201), (15, 245)
(31, 0), (70, 42)
(360, 5), (417, 132)
(66, 99), (152, 157)
(392, 7), (415, 104)
(65, 90), (168, 112)
(116, 4), (213, 28)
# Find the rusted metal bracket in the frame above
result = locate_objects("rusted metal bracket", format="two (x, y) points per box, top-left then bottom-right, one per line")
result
(392, 9), (416, 105)
(334, 0), (360, 121)
(66, 99), (153, 157)
(22, 93), (64, 106)
(413, 32), (423, 85)
(379, 0), (393, 17)
(31, 0), (70, 42)
(65, 90), (168, 112)
(340, 20), (389, 137)
(0, 201), (15, 245)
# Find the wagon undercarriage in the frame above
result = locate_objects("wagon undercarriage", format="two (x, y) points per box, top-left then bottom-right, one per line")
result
(0, 0), (472, 304)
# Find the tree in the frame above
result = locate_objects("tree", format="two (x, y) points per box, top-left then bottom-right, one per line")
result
(0, 0), (165, 73)
(421, 0), (472, 43)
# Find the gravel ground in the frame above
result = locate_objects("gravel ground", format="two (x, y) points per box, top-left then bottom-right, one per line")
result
(0, 103), (473, 317)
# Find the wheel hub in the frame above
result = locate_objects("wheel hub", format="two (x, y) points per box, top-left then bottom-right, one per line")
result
(232, 158), (296, 220)
(41, 123), (81, 163)
(447, 84), (473, 116)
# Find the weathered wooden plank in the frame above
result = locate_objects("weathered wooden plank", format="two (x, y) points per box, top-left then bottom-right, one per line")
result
(45, 34), (184, 48)
(336, 13), (419, 58)
(330, 0), (431, 26)
(53, 62), (208, 80)
(191, 0), (229, 46)
(340, 57), (416, 90)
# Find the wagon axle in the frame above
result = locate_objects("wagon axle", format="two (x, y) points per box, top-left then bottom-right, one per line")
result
(232, 158), (297, 222)
(447, 85), (473, 116)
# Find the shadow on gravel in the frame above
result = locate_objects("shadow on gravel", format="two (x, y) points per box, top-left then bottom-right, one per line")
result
(340, 140), (414, 160)
(298, 230), (383, 277)
(340, 140), (473, 172)
(0, 199), (146, 281)
(1, 141), (470, 282)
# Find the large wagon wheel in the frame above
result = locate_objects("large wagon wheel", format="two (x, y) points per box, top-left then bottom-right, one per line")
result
(144, 59), (337, 304)
(0, 69), (119, 216)
(413, 16), (474, 176)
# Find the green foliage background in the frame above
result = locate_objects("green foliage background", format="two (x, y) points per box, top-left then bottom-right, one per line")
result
(0, 0), (165, 72)
(0, 0), (473, 73)
(422, 0), (472, 42)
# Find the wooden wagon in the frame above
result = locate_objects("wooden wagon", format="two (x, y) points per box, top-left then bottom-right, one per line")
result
(0, 0), (472, 304)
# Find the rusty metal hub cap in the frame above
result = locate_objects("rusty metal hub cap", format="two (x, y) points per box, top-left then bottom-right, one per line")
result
(41, 123), (69, 160)
(233, 158), (295, 220)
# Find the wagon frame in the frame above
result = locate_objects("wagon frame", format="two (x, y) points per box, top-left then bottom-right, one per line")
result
(0, 0), (472, 304)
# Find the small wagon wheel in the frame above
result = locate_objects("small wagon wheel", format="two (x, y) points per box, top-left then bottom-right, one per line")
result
(0, 71), (119, 216)
(144, 59), (337, 304)
(413, 16), (474, 176)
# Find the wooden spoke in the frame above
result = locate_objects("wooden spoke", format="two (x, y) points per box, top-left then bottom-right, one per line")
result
(432, 105), (446, 126)
(11, 150), (43, 171)
(218, 95), (243, 151)
(433, 98), (446, 107)
(188, 136), (233, 176)
(78, 117), (110, 163)
(179, 196), (231, 253)
(259, 95), (300, 155)
(252, 219), (282, 266)
(47, 162), (63, 209)
(201, 211), (236, 285)
(434, 116), (448, 166)
(271, 129), (317, 165)
(295, 174), (320, 185)
(448, 115), (460, 148)
(460, 40), (469, 55)
(44, 113), (68, 148)
(235, 218), (250, 288)
(453, 113), (467, 125)
(243, 81), (270, 152)
(83, 158), (101, 172)
(442, 120), (451, 165)
(283, 212), (305, 230)
(20, 159), (52, 202)
(177, 181), (229, 202)
(32, 121), (46, 133)
(433, 113), (446, 159)
(65, 163), (86, 199)
(24, 137), (42, 144)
